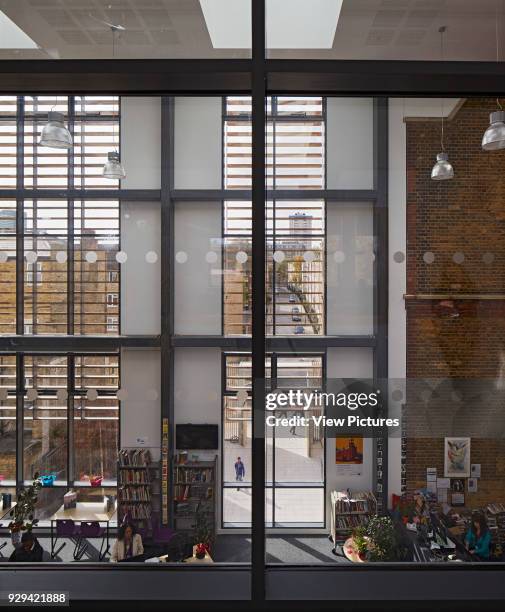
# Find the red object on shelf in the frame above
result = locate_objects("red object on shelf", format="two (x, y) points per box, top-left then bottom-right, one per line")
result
(90, 476), (103, 487)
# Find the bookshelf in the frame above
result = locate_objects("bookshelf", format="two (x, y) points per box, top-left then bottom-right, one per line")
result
(117, 448), (160, 531)
(330, 490), (377, 549)
(173, 456), (217, 543)
(486, 503), (505, 552)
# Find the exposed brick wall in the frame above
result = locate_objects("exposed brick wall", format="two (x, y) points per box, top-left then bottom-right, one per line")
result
(405, 98), (505, 509)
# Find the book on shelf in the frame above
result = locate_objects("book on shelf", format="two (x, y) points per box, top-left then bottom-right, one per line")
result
(118, 448), (151, 467)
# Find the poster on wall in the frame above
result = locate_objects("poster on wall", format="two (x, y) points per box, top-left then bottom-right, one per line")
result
(335, 437), (363, 476)
(444, 437), (471, 477)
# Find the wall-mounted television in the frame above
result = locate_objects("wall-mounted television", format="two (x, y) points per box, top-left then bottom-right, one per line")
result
(176, 424), (219, 450)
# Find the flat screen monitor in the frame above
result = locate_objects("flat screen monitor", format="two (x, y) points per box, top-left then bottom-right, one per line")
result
(176, 424), (219, 450)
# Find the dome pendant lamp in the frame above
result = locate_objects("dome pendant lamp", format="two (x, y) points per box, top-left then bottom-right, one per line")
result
(103, 24), (126, 181)
(482, 8), (505, 150)
(431, 26), (454, 181)
(39, 109), (72, 149)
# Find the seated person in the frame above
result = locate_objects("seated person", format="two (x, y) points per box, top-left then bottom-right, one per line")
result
(110, 522), (143, 562)
(465, 512), (491, 560)
(9, 532), (43, 562)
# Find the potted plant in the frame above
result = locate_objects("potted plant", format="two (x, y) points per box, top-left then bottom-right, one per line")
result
(193, 501), (214, 554)
(364, 515), (398, 561)
(8, 474), (42, 546)
(352, 525), (369, 561)
(195, 542), (208, 560)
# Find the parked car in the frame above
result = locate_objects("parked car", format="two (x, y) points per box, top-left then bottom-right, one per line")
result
(292, 315), (302, 322)
(294, 325), (305, 334)
(292, 307), (300, 314)
(289, 294), (296, 303)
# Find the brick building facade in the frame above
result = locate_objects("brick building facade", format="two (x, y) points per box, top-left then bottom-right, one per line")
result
(405, 97), (505, 507)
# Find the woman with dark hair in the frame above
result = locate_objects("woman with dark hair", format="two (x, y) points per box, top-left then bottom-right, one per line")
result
(465, 513), (491, 559)
(110, 522), (144, 562)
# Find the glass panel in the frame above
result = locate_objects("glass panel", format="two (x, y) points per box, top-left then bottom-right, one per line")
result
(327, 202), (374, 335)
(0, 200), (16, 333)
(74, 355), (119, 485)
(0, 355), (16, 485)
(23, 356), (68, 484)
(74, 200), (120, 335)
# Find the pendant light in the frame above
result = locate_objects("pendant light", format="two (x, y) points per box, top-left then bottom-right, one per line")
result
(431, 26), (454, 181)
(482, 5), (505, 150)
(103, 25), (126, 180)
(38, 100), (72, 149)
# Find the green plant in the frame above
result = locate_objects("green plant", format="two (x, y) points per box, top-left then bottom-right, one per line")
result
(352, 525), (368, 556)
(8, 474), (42, 532)
(365, 515), (398, 561)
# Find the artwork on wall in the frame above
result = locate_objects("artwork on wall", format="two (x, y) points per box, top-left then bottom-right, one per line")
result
(444, 437), (471, 477)
(471, 463), (481, 478)
(468, 478), (478, 493)
(335, 437), (363, 464)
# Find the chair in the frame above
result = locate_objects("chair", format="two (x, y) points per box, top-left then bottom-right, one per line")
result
(74, 521), (107, 561)
(51, 519), (79, 559)
(151, 513), (175, 547)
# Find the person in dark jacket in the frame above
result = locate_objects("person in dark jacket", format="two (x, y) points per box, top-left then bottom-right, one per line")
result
(9, 532), (43, 562)
(235, 457), (245, 491)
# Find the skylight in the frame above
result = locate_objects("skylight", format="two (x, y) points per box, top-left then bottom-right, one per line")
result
(0, 11), (38, 48)
(199, 0), (343, 49)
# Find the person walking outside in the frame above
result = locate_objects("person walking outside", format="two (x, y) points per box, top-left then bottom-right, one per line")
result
(235, 456), (245, 491)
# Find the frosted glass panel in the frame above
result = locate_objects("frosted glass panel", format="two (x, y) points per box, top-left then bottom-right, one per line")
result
(327, 97), (374, 189)
(174, 97), (222, 189)
(327, 202), (373, 334)
(121, 98), (161, 190)
(174, 202), (222, 335)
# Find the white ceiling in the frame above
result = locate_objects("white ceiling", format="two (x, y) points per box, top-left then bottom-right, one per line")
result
(0, 0), (503, 60)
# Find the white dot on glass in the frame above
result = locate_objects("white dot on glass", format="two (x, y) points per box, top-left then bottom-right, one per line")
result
(56, 389), (68, 402)
(25, 251), (37, 264)
(145, 251), (158, 264)
(333, 251), (346, 264)
(85, 251), (97, 264)
(236, 251), (248, 264)
(117, 388), (128, 401)
(56, 251), (67, 264)
(392, 389), (403, 402)
(205, 251), (218, 264)
(26, 388), (37, 402)
(0, 388), (8, 401)
(146, 389), (159, 401)
(453, 252), (465, 265)
(0, 252), (8, 264)
(303, 251), (316, 263)
(124, 212), (130, 220)
(273, 251), (285, 264)
(116, 251), (128, 264)
(86, 388), (98, 401)
(483, 252), (495, 265)
(423, 251), (435, 264)
(175, 251), (188, 264)
(393, 251), (405, 263)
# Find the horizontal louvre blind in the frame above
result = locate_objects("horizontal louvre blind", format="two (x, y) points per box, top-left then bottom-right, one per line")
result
(24, 200), (68, 334)
(0, 200), (16, 333)
(0, 354), (16, 483)
(224, 96), (324, 190)
(74, 355), (119, 481)
(24, 355), (68, 482)
(0, 96), (17, 189)
(74, 200), (120, 335)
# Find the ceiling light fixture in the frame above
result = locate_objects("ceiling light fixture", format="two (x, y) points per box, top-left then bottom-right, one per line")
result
(103, 25), (126, 180)
(431, 26), (454, 181)
(482, 4), (505, 150)
(38, 108), (72, 150)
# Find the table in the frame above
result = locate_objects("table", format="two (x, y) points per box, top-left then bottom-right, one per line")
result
(50, 502), (117, 560)
(343, 537), (367, 563)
